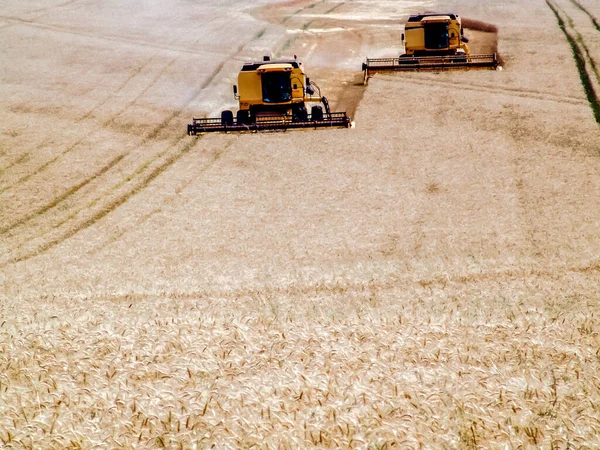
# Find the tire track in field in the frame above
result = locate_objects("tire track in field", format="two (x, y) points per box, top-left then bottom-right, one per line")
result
(324, 3), (345, 14)
(395, 75), (587, 106)
(281, 0), (327, 24)
(0, 22), (247, 216)
(22, 0), (82, 16)
(547, 0), (600, 123)
(72, 257), (600, 305)
(0, 139), (85, 195)
(1, 25), (269, 265)
(2, 27), (193, 191)
(0, 15), (224, 58)
(0, 154), (125, 235)
(100, 33), (241, 133)
(0, 0), (83, 31)
(1, 9), (264, 240)
(77, 44), (183, 124)
(270, 0), (366, 117)
(0, 153), (29, 179)
(1, 137), (201, 267)
(89, 137), (237, 255)
(275, 0), (335, 54)
(2, 0), (306, 193)
(3, 20), (255, 183)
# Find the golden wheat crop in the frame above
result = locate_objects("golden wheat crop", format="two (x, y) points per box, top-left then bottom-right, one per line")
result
(2, 0), (600, 447)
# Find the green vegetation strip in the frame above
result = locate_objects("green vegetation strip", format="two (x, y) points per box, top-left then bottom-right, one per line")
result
(569, 0), (600, 32)
(547, 0), (600, 123)
(560, 3), (600, 85)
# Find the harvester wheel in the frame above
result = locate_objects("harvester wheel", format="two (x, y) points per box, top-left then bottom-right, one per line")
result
(221, 110), (234, 126)
(311, 105), (323, 122)
(293, 106), (308, 122)
(236, 110), (250, 125)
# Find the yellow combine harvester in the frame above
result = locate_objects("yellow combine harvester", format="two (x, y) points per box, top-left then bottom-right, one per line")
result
(188, 56), (350, 134)
(362, 12), (499, 81)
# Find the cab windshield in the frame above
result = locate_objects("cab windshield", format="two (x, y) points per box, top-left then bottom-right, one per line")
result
(262, 72), (292, 103)
(424, 23), (449, 49)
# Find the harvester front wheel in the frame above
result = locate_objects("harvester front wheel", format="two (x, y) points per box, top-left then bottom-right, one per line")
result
(311, 105), (323, 122)
(236, 110), (251, 125)
(293, 105), (308, 122)
(221, 110), (234, 127)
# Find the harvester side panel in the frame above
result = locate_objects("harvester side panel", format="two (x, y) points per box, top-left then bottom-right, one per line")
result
(237, 71), (263, 108)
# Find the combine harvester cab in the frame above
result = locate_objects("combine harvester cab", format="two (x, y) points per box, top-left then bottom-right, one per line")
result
(362, 12), (499, 82)
(188, 56), (351, 134)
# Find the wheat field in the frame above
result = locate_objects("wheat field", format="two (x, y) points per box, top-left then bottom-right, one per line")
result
(1, 0), (600, 448)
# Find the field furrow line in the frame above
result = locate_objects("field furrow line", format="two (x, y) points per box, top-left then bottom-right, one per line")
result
(1, 130), (179, 254)
(77, 19), (201, 126)
(281, 0), (327, 24)
(3, 49), (179, 183)
(102, 58), (185, 131)
(2, 52), (190, 193)
(565, 18), (600, 86)
(78, 57), (175, 124)
(565, 0), (600, 88)
(64, 24), (281, 253)
(324, 3), (345, 15)
(1, 56), (175, 191)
